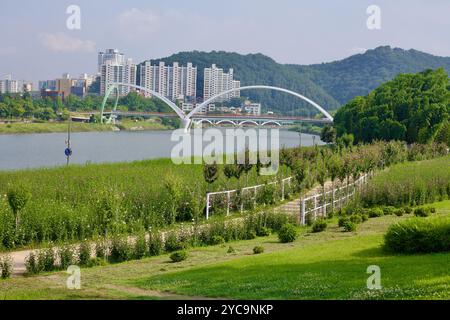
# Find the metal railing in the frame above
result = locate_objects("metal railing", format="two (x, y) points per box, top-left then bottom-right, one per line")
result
(300, 174), (370, 225)
(205, 177), (293, 219)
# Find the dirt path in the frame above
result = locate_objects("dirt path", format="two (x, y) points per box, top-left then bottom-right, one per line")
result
(105, 284), (227, 300)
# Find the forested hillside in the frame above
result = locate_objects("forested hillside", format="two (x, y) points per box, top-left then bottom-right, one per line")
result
(140, 46), (450, 116)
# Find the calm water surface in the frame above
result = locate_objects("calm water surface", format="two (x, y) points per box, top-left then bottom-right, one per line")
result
(0, 129), (323, 170)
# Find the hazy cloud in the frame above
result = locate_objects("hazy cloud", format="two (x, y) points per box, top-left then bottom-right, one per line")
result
(39, 33), (96, 53)
(118, 8), (160, 37)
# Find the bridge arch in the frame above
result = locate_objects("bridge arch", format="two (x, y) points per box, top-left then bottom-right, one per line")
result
(261, 121), (282, 127)
(187, 85), (334, 123)
(238, 120), (259, 126)
(100, 82), (186, 124)
(216, 119), (237, 126)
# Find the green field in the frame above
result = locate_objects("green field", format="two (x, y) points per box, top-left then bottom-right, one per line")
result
(1, 200), (449, 300)
(0, 119), (171, 134)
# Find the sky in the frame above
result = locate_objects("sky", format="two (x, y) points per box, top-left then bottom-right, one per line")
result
(0, 0), (449, 85)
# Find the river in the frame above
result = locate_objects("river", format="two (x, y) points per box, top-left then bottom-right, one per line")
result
(0, 128), (323, 170)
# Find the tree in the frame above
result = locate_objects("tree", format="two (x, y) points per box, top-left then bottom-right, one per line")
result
(326, 154), (342, 213)
(315, 157), (328, 215)
(320, 125), (337, 144)
(203, 162), (219, 188)
(7, 185), (31, 230)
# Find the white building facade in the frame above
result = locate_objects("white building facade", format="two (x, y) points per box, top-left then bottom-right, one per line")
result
(203, 64), (240, 102)
(140, 61), (197, 102)
(99, 49), (137, 96)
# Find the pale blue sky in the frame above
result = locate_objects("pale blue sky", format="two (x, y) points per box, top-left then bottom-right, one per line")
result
(0, 0), (449, 84)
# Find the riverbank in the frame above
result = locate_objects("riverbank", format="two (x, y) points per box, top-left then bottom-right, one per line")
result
(0, 120), (172, 135)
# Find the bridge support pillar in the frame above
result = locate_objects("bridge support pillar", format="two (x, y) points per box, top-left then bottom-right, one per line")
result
(181, 118), (192, 133)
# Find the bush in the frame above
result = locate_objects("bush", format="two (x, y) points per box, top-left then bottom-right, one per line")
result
(165, 232), (186, 252)
(368, 208), (384, 218)
(95, 240), (108, 260)
(148, 232), (164, 256)
(361, 213), (369, 222)
(58, 245), (76, 270)
(349, 214), (363, 224)
(404, 206), (413, 214)
(170, 250), (188, 263)
(87, 257), (108, 268)
(256, 227), (271, 237)
(311, 220), (327, 233)
(109, 237), (132, 263)
(0, 255), (13, 279)
(78, 242), (91, 267)
(25, 252), (41, 275)
(394, 208), (404, 217)
(210, 235), (225, 245)
(338, 216), (349, 227)
(278, 223), (298, 243)
(227, 246), (236, 254)
(430, 207), (437, 213)
(384, 217), (450, 253)
(39, 248), (56, 272)
(342, 220), (357, 232)
(133, 234), (148, 260)
(382, 206), (396, 215)
(414, 207), (432, 217)
(253, 246), (264, 254)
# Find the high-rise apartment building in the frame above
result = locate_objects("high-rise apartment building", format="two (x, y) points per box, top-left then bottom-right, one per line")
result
(99, 49), (137, 96)
(203, 64), (240, 102)
(140, 61), (197, 102)
(0, 75), (20, 94)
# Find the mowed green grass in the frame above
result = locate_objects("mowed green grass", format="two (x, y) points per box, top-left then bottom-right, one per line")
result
(133, 202), (450, 300)
(1, 201), (449, 300)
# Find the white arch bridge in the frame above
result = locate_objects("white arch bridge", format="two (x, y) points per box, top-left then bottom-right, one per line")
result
(101, 83), (334, 131)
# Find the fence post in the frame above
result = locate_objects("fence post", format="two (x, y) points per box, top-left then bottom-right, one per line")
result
(314, 195), (317, 221)
(301, 198), (306, 225)
(281, 180), (285, 201)
(206, 193), (210, 220)
(227, 191), (230, 216)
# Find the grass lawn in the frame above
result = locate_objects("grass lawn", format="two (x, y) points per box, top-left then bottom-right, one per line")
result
(1, 200), (449, 300)
(0, 119), (171, 135)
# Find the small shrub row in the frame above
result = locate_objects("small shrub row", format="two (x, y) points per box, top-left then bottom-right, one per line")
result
(0, 255), (13, 279)
(384, 216), (450, 253)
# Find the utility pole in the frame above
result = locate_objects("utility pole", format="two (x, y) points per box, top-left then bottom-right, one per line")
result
(65, 116), (72, 166)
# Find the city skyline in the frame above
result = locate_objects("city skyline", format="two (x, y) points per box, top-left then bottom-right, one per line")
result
(1, 0), (450, 85)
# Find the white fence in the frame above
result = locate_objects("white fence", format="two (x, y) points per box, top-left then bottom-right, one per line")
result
(205, 177), (293, 219)
(300, 173), (370, 225)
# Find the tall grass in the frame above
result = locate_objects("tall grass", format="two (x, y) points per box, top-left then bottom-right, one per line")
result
(362, 155), (450, 207)
(0, 158), (279, 249)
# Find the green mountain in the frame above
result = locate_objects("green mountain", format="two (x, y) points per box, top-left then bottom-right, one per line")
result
(138, 46), (450, 116)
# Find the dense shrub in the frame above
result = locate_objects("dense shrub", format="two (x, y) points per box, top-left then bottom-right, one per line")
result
(394, 208), (405, 217)
(349, 214), (363, 224)
(414, 207), (432, 217)
(109, 237), (132, 263)
(227, 246), (236, 254)
(253, 246), (264, 254)
(25, 252), (40, 275)
(342, 220), (357, 232)
(338, 216), (350, 227)
(133, 234), (148, 260)
(95, 240), (108, 260)
(384, 217), (450, 253)
(58, 245), (76, 270)
(170, 250), (188, 263)
(39, 248), (56, 272)
(210, 235), (225, 245)
(87, 257), (108, 268)
(368, 208), (384, 218)
(278, 223), (298, 243)
(404, 206), (413, 214)
(311, 220), (327, 233)
(148, 232), (164, 256)
(0, 255), (13, 279)
(382, 206), (396, 215)
(78, 242), (91, 266)
(164, 232), (186, 252)
(256, 227), (271, 237)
